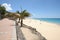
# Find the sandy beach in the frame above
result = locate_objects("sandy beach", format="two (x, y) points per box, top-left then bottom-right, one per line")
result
(23, 18), (60, 40)
(0, 0), (60, 40)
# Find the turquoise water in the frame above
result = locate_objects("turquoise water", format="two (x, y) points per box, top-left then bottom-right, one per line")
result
(34, 18), (60, 24)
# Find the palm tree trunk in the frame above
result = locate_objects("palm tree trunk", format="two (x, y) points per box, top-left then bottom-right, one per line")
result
(21, 19), (23, 27)
(0, 13), (1, 19)
(18, 18), (20, 23)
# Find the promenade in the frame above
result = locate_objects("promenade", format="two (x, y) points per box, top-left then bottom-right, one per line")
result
(0, 18), (17, 40)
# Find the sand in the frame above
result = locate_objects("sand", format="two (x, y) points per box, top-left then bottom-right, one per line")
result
(23, 18), (60, 40)
(0, 18), (17, 40)
(21, 27), (41, 40)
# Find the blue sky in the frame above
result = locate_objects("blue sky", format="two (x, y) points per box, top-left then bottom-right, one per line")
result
(0, 0), (60, 18)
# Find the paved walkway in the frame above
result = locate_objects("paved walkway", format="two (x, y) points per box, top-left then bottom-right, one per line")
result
(0, 18), (17, 40)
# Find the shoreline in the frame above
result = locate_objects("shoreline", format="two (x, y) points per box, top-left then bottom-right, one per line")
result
(24, 18), (60, 26)
(33, 18), (60, 25)
(23, 18), (60, 40)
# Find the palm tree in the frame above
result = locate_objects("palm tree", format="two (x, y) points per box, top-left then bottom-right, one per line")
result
(0, 5), (6, 19)
(20, 10), (30, 27)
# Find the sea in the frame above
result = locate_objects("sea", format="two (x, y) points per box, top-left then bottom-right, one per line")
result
(34, 18), (60, 24)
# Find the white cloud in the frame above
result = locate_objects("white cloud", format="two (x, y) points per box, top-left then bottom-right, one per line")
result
(1, 3), (13, 11)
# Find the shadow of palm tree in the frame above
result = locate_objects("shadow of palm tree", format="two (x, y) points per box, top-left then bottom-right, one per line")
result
(16, 24), (26, 40)
(22, 24), (47, 40)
